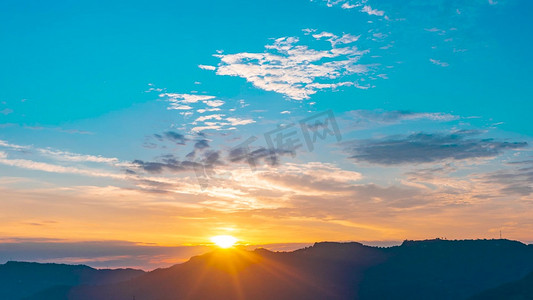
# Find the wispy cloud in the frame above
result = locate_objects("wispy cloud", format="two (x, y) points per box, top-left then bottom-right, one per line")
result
(161, 93), (219, 109)
(430, 58), (449, 67)
(206, 34), (373, 100)
(347, 110), (458, 127)
(361, 5), (385, 16)
(483, 160), (533, 196)
(226, 117), (255, 126)
(315, 0), (386, 17)
(0, 239), (212, 270)
(343, 131), (527, 165)
(0, 156), (128, 179)
(0, 140), (31, 150)
(0, 108), (13, 115)
(198, 64), (216, 71)
(0, 140), (133, 178)
(37, 149), (120, 165)
(157, 92), (253, 132)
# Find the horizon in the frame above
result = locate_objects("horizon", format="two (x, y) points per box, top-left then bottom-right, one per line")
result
(1, 237), (532, 271)
(1, 0), (532, 273)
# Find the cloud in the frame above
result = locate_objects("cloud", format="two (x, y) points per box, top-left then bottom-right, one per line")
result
(191, 124), (225, 132)
(0, 156), (128, 179)
(361, 5), (385, 16)
(344, 131), (527, 165)
(204, 100), (225, 107)
(194, 114), (225, 123)
(0, 140), (137, 181)
(158, 92), (251, 132)
(228, 146), (295, 168)
(1, 140), (126, 166)
(0, 140), (31, 150)
(483, 160), (533, 196)
(430, 58), (450, 67)
(162, 131), (188, 145)
(310, 31), (360, 47)
(197, 108), (221, 113)
(133, 151), (223, 174)
(152, 131), (189, 146)
(160, 93), (222, 111)
(211, 34), (372, 100)
(135, 137), (294, 178)
(20, 125), (94, 135)
(347, 110), (458, 126)
(0, 239), (320, 270)
(188, 115), (254, 132)
(0, 239), (212, 270)
(0, 108), (13, 115)
(160, 93), (215, 104)
(342, 2), (357, 9)
(316, 1), (386, 16)
(226, 117), (255, 126)
(37, 149), (120, 164)
(258, 162), (363, 191)
(198, 64), (216, 71)
(194, 139), (210, 150)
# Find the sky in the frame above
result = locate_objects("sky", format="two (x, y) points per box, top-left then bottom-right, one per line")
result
(0, 0), (532, 269)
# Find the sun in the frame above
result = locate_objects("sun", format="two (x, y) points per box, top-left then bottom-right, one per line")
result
(211, 235), (238, 248)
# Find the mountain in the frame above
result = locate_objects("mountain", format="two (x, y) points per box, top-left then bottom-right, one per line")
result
(0, 261), (144, 299)
(39, 239), (533, 300)
(470, 270), (533, 300)
(5, 239), (533, 299)
(359, 239), (533, 299)
(62, 242), (387, 300)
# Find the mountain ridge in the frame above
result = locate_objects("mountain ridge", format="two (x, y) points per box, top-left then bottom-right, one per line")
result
(3, 239), (533, 299)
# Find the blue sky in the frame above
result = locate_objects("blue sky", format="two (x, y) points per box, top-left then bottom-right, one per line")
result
(0, 0), (532, 269)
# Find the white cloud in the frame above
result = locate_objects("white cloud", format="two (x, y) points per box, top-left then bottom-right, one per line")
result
(316, 1), (385, 16)
(279, 162), (363, 182)
(38, 149), (120, 164)
(159, 93), (223, 111)
(0, 157), (128, 180)
(211, 34), (372, 100)
(430, 58), (449, 67)
(198, 64), (216, 71)
(342, 2), (357, 9)
(347, 110), (459, 127)
(321, 0), (357, 8)
(312, 31), (336, 39)
(204, 100), (225, 107)
(160, 93), (215, 104)
(194, 114), (225, 123)
(226, 117), (255, 126)
(1, 140), (129, 168)
(197, 108), (221, 113)
(158, 91), (251, 132)
(0, 140), (31, 150)
(361, 5), (384, 16)
(169, 104), (193, 110)
(145, 83), (163, 93)
(191, 125), (224, 132)
(312, 32), (360, 47)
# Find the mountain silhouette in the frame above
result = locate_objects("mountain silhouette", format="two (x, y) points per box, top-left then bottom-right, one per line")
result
(0, 261), (143, 299)
(469, 269), (533, 300)
(358, 239), (533, 299)
(4, 239), (533, 299)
